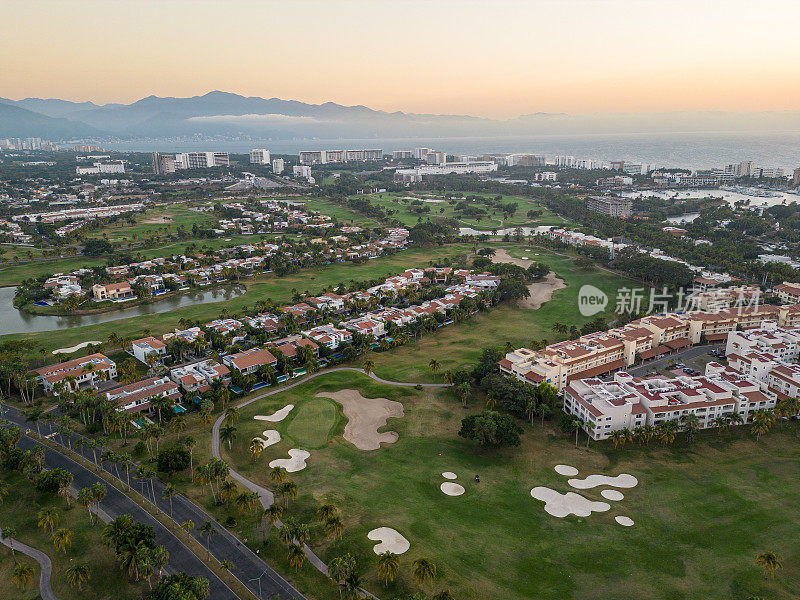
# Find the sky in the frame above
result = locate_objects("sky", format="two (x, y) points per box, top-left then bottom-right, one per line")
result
(2, 0), (800, 118)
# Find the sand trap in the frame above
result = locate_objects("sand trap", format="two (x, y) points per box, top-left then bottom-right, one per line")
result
(568, 474), (638, 490)
(52, 341), (101, 355)
(268, 449), (310, 473)
(253, 430), (281, 449)
(491, 249), (566, 309)
(601, 489), (625, 501)
(440, 482), (465, 496)
(367, 527), (410, 555)
(255, 404), (294, 422)
(554, 464), (579, 476)
(315, 390), (404, 451)
(531, 487), (610, 518)
(442, 472), (457, 480)
(615, 516), (635, 527)
(142, 216), (173, 224)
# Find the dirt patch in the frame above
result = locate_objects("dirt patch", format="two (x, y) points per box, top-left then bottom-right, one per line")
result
(491, 248), (567, 309)
(315, 389), (404, 451)
(141, 215), (173, 224)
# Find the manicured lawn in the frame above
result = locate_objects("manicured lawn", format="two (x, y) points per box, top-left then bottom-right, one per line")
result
(219, 371), (800, 600)
(0, 470), (147, 600)
(357, 191), (570, 229)
(285, 398), (340, 449)
(83, 202), (214, 243)
(299, 198), (376, 227)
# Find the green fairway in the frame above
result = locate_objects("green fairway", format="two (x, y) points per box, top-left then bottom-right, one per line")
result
(299, 198), (377, 227)
(0, 470), (146, 600)
(83, 202), (214, 243)
(221, 371), (800, 600)
(356, 191), (570, 229)
(285, 397), (340, 448)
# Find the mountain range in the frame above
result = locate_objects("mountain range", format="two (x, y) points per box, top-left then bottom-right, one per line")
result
(1, 91), (798, 141)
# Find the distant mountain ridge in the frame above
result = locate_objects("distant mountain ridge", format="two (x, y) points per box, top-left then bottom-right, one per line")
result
(1, 91), (798, 140)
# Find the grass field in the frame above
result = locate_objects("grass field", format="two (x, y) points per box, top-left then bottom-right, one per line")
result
(0, 470), (147, 600)
(298, 198), (377, 227)
(369, 242), (632, 383)
(83, 202), (214, 243)
(355, 191), (570, 229)
(219, 370), (800, 600)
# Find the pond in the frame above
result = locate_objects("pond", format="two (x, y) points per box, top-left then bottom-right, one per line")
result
(0, 285), (246, 335)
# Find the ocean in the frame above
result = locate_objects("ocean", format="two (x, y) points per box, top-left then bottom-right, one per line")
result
(107, 130), (800, 171)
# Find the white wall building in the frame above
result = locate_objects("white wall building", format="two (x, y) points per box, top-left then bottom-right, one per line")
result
(250, 149), (271, 165)
(272, 158), (285, 174)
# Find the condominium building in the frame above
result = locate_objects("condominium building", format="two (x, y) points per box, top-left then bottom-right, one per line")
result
(249, 149), (271, 165)
(76, 160), (125, 175)
(152, 152), (176, 175)
(174, 152), (229, 169)
(272, 158), (285, 174)
(299, 149), (382, 164)
(563, 370), (774, 440)
(394, 161), (498, 182)
(726, 321), (800, 364)
(586, 195), (632, 217)
(293, 165), (312, 179)
(392, 150), (413, 159)
(774, 282), (800, 304)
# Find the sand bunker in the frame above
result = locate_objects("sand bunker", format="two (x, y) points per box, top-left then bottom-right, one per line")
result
(531, 487), (610, 518)
(315, 390), (404, 451)
(253, 430), (281, 449)
(255, 404), (294, 422)
(554, 464), (579, 476)
(601, 489), (625, 501)
(142, 215), (173, 224)
(268, 449), (310, 473)
(615, 516), (635, 527)
(440, 482), (465, 496)
(568, 474), (638, 490)
(491, 249), (566, 309)
(367, 527), (410, 555)
(52, 341), (101, 355)
(442, 472), (457, 480)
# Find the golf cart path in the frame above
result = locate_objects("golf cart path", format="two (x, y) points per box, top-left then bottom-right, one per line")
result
(0, 536), (58, 600)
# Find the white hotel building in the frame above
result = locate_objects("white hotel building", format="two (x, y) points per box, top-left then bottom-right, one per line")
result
(249, 149), (271, 165)
(394, 161), (498, 182)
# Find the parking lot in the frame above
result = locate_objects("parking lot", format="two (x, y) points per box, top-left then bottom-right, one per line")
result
(625, 344), (726, 378)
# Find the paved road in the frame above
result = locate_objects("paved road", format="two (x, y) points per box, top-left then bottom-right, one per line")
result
(0, 536), (58, 600)
(625, 344), (722, 377)
(212, 367), (447, 591)
(4, 405), (303, 600)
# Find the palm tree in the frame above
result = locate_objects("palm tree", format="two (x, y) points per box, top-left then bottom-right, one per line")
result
(225, 406), (240, 424)
(428, 359), (442, 374)
(362, 359), (374, 376)
(277, 481), (298, 507)
(680, 413), (701, 444)
(570, 417), (584, 447)
(264, 504), (283, 538)
(220, 424), (238, 449)
(433, 590), (455, 600)
(269, 466), (288, 484)
(343, 570), (363, 600)
(657, 420), (678, 445)
(755, 551), (782, 578)
(150, 545), (169, 582)
(52, 527), (73, 553)
(236, 491), (259, 515)
(11, 563), (34, 590)
(377, 551), (400, 585)
(163, 483), (178, 518)
(220, 559), (234, 575)
(412, 557), (437, 591)
(181, 520), (195, 535)
(38, 507), (60, 534)
(249, 439), (263, 461)
(65, 562), (92, 590)
(2, 525), (18, 559)
(609, 429), (625, 448)
(199, 521), (218, 560)
(287, 543), (306, 571)
(712, 415), (728, 434)
(318, 503), (338, 522)
(325, 516), (345, 541)
(183, 436), (197, 473)
(751, 409), (776, 440)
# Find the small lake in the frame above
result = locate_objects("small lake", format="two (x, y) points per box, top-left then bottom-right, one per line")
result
(0, 285), (246, 335)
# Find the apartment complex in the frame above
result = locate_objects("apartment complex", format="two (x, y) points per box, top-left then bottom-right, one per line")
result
(563, 370), (775, 440)
(174, 152), (229, 169)
(501, 304), (789, 391)
(152, 152), (176, 174)
(249, 149), (271, 165)
(299, 149), (382, 164)
(394, 161), (498, 182)
(774, 282), (800, 305)
(272, 158), (285, 174)
(586, 195), (632, 217)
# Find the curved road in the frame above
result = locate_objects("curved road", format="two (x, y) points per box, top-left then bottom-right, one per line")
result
(0, 536), (57, 600)
(212, 367), (450, 585)
(3, 405), (302, 600)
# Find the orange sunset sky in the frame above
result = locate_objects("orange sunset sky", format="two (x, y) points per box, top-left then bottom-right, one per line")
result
(2, 0), (799, 118)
